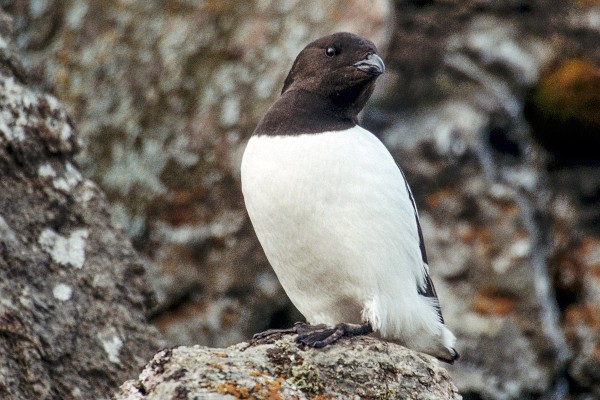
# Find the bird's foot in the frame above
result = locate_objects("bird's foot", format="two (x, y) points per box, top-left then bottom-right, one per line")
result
(252, 322), (373, 347)
(296, 322), (373, 348)
(252, 323), (303, 341)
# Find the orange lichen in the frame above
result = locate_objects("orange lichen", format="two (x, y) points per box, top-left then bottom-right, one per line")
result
(206, 361), (224, 371)
(56, 49), (70, 65)
(590, 265), (600, 281)
(260, 377), (285, 400)
(478, 228), (493, 248)
(532, 58), (600, 127)
(576, 0), (600, 7)
(152, 188), (204, 226)
(526, 57), (600, 160)
(472, 288), (516, 316)
(153, 299), (208, 332)
(578, 236), (600, 256)
(214, 380), (251, 398)
(425, 187), (455, 209)
(212, 376), (290, 400)
(564, 303), (600, 328)
(456, 224), (477, 244)
(594, 341), (600, 360)
(220, 307), (239, 329)
(201, 0), (239, 13)
(329, 9), (343, 22)
(455, 224), (492, 247)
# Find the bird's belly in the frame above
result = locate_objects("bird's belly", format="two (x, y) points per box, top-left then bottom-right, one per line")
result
(241, 128), (423, 325)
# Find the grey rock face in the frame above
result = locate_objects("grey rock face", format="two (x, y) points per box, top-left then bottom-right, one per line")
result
(0, 12), (163, 400)
(114, 335), (461, 400)
(5, 0), (600, 399)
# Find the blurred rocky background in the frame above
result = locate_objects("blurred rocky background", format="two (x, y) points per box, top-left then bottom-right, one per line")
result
(2, 0), (600, 399)
(0, 10), (163, 400)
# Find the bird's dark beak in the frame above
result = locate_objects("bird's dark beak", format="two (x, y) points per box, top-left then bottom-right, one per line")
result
(353, 53), (385, 76)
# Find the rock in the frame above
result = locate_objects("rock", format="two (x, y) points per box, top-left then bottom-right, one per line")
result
(558, 237), (600, 397)
(114, 335), (461, 400)
(0, 11), (163, 400)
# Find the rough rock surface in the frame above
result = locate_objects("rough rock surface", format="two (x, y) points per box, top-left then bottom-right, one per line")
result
(114, 335), (461, 400)
(5, 1), (600, 399)
(0, 12), (163, 400)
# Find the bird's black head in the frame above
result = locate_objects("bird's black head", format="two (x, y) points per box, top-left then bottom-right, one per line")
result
(281, 32), (385, 119)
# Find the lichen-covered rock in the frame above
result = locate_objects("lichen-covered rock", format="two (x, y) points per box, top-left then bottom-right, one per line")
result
(0, 12), (163, 400)
(558, 237), (600, 397)
(114, 335), (461, 400)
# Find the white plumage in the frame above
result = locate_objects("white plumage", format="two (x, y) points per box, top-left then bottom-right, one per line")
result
(241, 125), (456, 360)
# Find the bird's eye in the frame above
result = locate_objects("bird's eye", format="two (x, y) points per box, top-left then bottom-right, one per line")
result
(325, 46), (337, 57)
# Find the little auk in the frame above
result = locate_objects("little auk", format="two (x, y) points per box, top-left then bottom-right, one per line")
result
(241, 32), (458, 363)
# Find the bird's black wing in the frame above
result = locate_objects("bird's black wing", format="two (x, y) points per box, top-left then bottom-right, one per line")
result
(399, 168), (444, 323)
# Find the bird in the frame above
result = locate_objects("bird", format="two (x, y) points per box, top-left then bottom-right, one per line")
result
(241, 32), (458, 363)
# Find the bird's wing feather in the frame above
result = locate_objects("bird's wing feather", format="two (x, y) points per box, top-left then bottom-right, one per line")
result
(398, 167), (444, 323)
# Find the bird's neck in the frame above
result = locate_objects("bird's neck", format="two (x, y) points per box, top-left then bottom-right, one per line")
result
(253, 90), (357, 137)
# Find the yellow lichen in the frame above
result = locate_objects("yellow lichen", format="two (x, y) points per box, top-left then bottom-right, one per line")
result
(214, 380), (251, 398)
(288, 361), (324, 396)
(531, 58), (600, 128)
(212, 376), (291, 400)
(575, 0), (600, 7)
(472, 288), (516, 316)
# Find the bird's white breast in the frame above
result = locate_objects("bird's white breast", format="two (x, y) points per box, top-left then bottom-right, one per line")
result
(241, 126), (434, 336)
